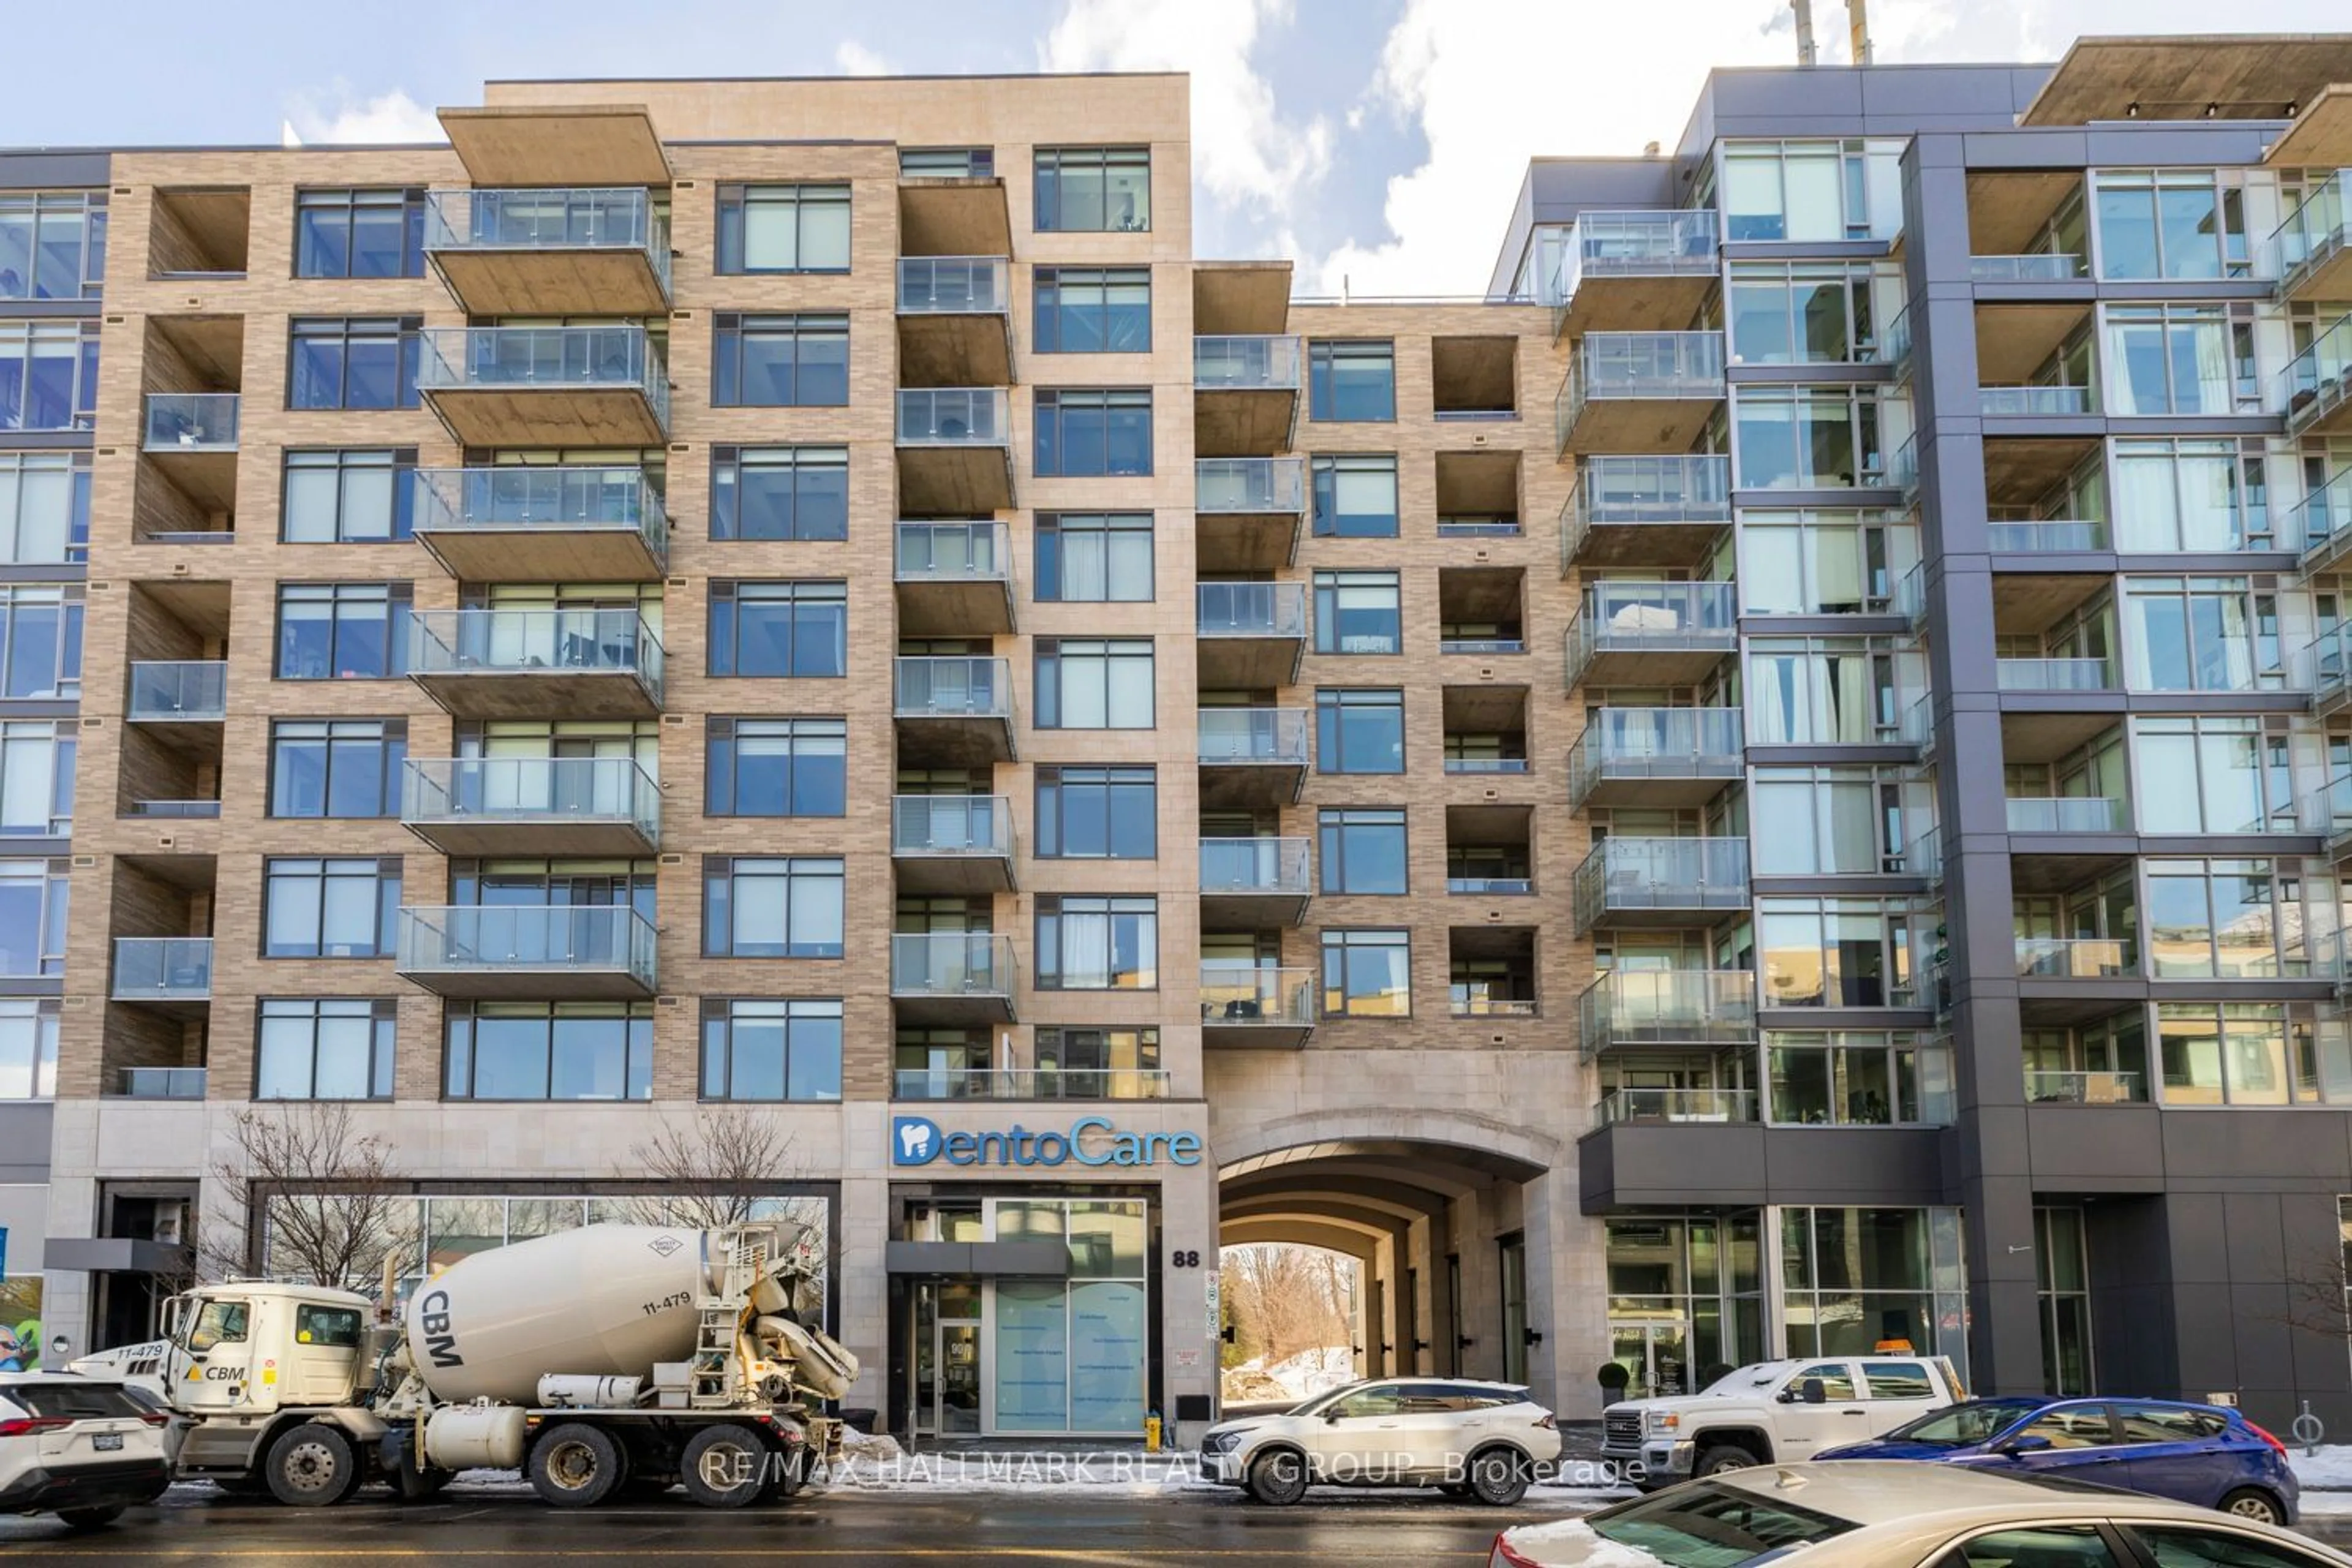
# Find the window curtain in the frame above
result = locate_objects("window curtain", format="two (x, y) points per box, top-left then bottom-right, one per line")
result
(2111, 451), (2182, 551)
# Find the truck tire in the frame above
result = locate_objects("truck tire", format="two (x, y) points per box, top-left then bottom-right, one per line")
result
(56, 1506), (126, 1530)
(1466, 1447), (1531, 1507)
(1245, 1447), (1310, 1506)
(1697, 1442), (1762, 1477)
(680, 1423), (771, 1509)
(529, 1422), (625, 1509)
(266, 1422), (363, 1507)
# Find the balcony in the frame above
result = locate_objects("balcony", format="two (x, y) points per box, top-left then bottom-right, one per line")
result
(895, 521), (1016, 636)
(2274, 173), (2352, 301)
(2016, 937), (2134, 979)
(1568, 707), (1743, 812)
(2294, 467), (2352, 574)
(1553, 210), (1719, 338)
(439, 102), (672, 189)
(2025, 1069), (2147, 1106)
(1197, 456), (1307, 572)
(407, 608), (664, 720)
(1560, 454), (1732, 571)
(890, 932), (1017, 1025)
(422, 187), (671, 315)
(893, 1066), (1172, 1102)
(1197, 581), (1308, 688)
(1564, 580), (1737, 689)
(396, 905), (657, 1000)
(1574, 837), (1748, 933)
(1200, 965), (1315, 1048)
(415, 325), (671, 446)
(141, 393), (240, 511)
(900, 165), (1013, 261)
(2006, 796), (2128, 834)
(897, 257), (1012, 386)
(1197, 706), (1310, 810)
(110, 938), (213, 1017)
(1970, 254), (2088, 284)
(1988, 519), (2107, 553)
(1579, 970), (1757, 1056)
(1980, 385), (2094, 417)
(118, 1067), (208, 1100)
(1996, 657), (2113, 693)
(891, 796), (1016, 895)
(2318, 625), (2352, 718)
(1593, 1088), (1758, 1126)
(2309, 771), (2352, 859)
(1553, 331), (1725, 456)
(401, 756), (662, 858)
(411, 466), (669, 582)
(2283, 312), (2352, 437)
(894, 657), (1016, 766)
(1199, 836), (1313, 927)
(1194, 335), (1301, 457)
(897, 388), (1013, 514)
(126, 662), (227, 728)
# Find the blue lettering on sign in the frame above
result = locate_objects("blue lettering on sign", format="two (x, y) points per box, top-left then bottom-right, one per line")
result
(889, 1114), (1202, 1167)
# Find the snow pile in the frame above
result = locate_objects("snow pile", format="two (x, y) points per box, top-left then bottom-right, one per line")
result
(2290, 1444), (2352, 1489)
(1264, 1346), (1356, 1400)
(1499, 1517), (1669, 1567)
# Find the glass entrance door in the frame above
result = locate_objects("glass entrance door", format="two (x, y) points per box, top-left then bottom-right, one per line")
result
(1608, 1319), (1691, 1400)
(937, 1319), (982, 1434)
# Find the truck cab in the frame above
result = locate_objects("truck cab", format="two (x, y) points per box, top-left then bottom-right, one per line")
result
(1599, 1355), (1965, 1486)
(162, 1287), (372, 1417)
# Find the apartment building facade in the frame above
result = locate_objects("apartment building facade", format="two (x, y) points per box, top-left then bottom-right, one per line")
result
(10, 36), (2352, 1434)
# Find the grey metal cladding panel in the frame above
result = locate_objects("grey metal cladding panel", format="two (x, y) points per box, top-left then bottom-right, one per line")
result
(1859, 67), (2040, 122)
(1525, 160), (1678, 219)
(2161, 1110), (2352, 1185)
(2081, 127), (2279, 168)
(0, 1101), (51, 1182)
(2170, 1281), (2244, 1392)
(1761, 1127), (1945, 1203)
(0, 152), (111, 187)
(883, 1238), (1071, 1276)
(1961, 130), (2093, 169)
(2222, 1192), (2289, 1283)
(2025, 1106), (2166, 1184)
(1708, 69), (1868, 126)
(1577, 1125), (1770, 1212)
(2164, 1192), (2233, 1284)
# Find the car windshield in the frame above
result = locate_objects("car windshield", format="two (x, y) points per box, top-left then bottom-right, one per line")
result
(1882, 1398), (2045, 1446)
(1284, 1384), (1359, 1417)
(1699, 1363), (1790, 1395)
(1589, 1483), (1859, 1567)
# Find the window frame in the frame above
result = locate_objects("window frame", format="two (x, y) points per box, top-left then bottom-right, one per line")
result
(1035, 764), (1157, 859)
(281, 448), (417, 544)
(1032, 266), (1153, 354)
(260, 856), (401, 959)
(715, 184), (853, 275)
(443, 1000), (655, 1102)
(1035, 894), (1160, 991)
(1315, 687), (1407, 774)
(1035, 512), (1154, 603)
(0, 451), (91, 564)
(700, 997), (845, 1102)
(1310, 454), (1401, 538)
(268, 717), (408, 820)
(1307, 339), (1398, 423)
(1035, 638), (1156, 730)
(1312, 568), (1404, 654)
(274, 581), (412, 680)
(292, 187), (427, 280)
(707, 580), (849, 679)
(1321, 927), (1412, 1018)
(711, 312), (851, 408)
(704, 716), (847, 818)
(254, 997), (397, 1101)
(1319, 807), (1408, 895)
(703, 855), (847, 959)
(709, 445), (850, 541)
(1033, 146), (1152, 234)
(1033, 388), (1155, 477)
(285, 316), (422, 411)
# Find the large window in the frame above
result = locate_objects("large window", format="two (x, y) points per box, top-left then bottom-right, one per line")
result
(2120, 576), (2264, 692)
(2110, 439), (2271, 552)
(716, 184), (851, 274)
(1726, 262), (1899, 365)
(1313, 570), (1402, 654)
(1035, 766), (1156, 859)
(709, 581), (848, 678)
(276, 582), (410, 680)
(1316, 688), (1405, 773)
(256, 998), (396, 1101)
(1035, 513), (1153, 601)
(1311, 454), (1400, 538)
(704, 857), (845, 959)
(1776, 1206), (1968, 1366)
(293, 189), (425, 279)
(1746, 637), (1914, 745)
(2144, 859), (2316, 980)
(0, 320), (98, 431)
(710, 447), (848, 541)
(1036, 639), (1153, 729)
(1738, 510), (1913, 616)
(705, 717), (846, 816)
(0, 722), (71, 836)
(0, 192), (106, 300)
(1034, 1027), (1161, 1095)
(1720, 140), (1905, 243)
(2130, 717), (2286, 835)
(1752, 767), (1905, 875)
(0, 452), (90, 564)
(1322, 928), (1411, 1017)
(701, 998), (843, 1101)
(1308, 341), (1396, 422)
(263, 857), (399, 959)
(0, 587), (80, 698)
(445, 1002), (654, 1102)
(712, 314), (850, 407)
(2037, 1207), (2093, 1396)
(1319, 808), (1407, 894)
(1036, 895), (1158, 990)
(287, 317), (420, 410)
(1734, 386), (1897, 489)
(2159, 1002), (2299, 1107)
(1034, 390), (1152, 477)
(2093, 170), (2245, 281)
(0, 998), (58, 1099)
(1767, 1031), (1952, 1126)
(0, 861), (65, 978)
(1033, 267), (1151, 353)
(1758, 897), (1926, 1009)
(270, 719), (406, 818)
(1034, 148), (1150, 233)
(282, 450), (415, 543)
(2103, 305), (2239, 416)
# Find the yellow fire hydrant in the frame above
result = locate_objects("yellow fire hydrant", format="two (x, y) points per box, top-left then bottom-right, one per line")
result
(1144, 1411), (1163, 1453)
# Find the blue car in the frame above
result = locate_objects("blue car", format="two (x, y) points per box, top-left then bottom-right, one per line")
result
(1819, 1396), (2299, 1526)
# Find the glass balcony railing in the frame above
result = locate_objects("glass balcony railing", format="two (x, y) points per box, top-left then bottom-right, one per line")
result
(2016, 937), (2135, 979)
(1969, 253), (2087, 283)
(1444, 756), (1529, 775)
(118, 1066), (207, 1099)
(422, 186), (670, 290)
(2006, 796), (2128, 833)
(1565, 581), (1737, 686)
(1197, 456), (1306, 514)
(415, 325), (671, 431)
(402, 756), (661, 842)
(142, 392), (239, 451)
(896, 256), (1011, 315)
(895, 521), (1013, 586)
(412, 466), (669, 555)
(1561, 454), (1733, 566)
(2273, 172), (2351, 287)
(1554, 209), (1720, 312)
(2315, 624), (2352, 700)
(130, 799), (222, 819)
(399, 905), (657, 988)
(1573, 838), (1749, 929)
(2309, 771), (2352, 839)
(127, 661), (227, 722)
(2026, 1069), (2146, 1104)
(1987, 519), (2106, 552)
(407, 608), (664, 699)
(894, 656), (1014, 722)
(891, 932), (1017, 998)
(111, 937), (214, 1001)
(1194, 334), (1302, 391)
(1200, 837), (1311, 897)
(1452, 995), (1539, 1019)
(1890, 433), (1920, 494)
(2291, 467), (2352, 560)
(1579, 969), (1757, 1055)
(2283, 311), (2352, 432)
(1198, 707), (1310, 767)
(1449, 874), (1532, 895)
(892, 796), (1014, 859)
(1200, 965), (1315, 1028)
(1567, 707), (1744, 807)
(1996, 657), (2112, 692)
(1593, 1087), (1758, 1126)
(1197, 581), (1308, 639)
(897, 388), (1010, 446)
(1560, 331), (1727, 441)
(893, 1066), (1171, 1101)
(1440, 636), (1525, 655)
(1980, 385), (2094, 416)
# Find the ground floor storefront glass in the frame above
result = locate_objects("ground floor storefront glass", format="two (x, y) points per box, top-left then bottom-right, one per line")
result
(1604, 1213), (1766, 1397)
(1774, 1204), (1967, 1376)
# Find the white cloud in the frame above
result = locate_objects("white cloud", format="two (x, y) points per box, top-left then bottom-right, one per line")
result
(282, 85), (443, 146)
(835, 40), (896, 76)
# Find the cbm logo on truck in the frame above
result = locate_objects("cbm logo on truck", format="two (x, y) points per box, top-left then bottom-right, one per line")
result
(418, 1289), (462, 1368)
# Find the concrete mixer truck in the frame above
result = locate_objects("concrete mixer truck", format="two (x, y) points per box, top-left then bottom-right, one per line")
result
(70, 1221), (858, 1509)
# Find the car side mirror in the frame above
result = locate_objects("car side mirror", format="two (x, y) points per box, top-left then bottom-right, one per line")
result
(2000, 1434), (2052, 1456)
(1324, 1411), (1343, 1425)
(1801, 1378), (1826, 1405)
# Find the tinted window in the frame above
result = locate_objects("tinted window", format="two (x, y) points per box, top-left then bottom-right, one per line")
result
(1329, 1384), (1404, 1419)
(1791, 1362), (1855, 1400)
(10, 1382), (152, 1419)
(1942, 1527), (2125, 1568)
(1590, 1484), (1857, 1567)
(2112, 1403), (2228, 1444)
(1861, 1360), (1935, 1399)
(1884, 1400), (2042, 1446)
(295, 1305), (363, 1348)
(2017, 1406), (2117, 1449)
(2135, 1526), (2337, 1568)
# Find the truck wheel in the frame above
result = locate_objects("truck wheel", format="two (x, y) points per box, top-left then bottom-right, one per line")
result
(266, 1422), (362, 1507)
(529, 1423), (625, 1509)
(1697, 1442), (1762, 1477)
(56, 1506), (126, 1530)
(1467, 1447), (1531, 1506)
(680, 1423), (771, 1509)
(1245, 1447), (1310, 1506)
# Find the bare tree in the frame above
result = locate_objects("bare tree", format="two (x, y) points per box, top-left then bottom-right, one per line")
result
(620, 1106), (797, 1229)
(2269, 1244), (2351, 1340)
(203, 1103), (409, 1290)
(1221, 1244), (1355, 1367)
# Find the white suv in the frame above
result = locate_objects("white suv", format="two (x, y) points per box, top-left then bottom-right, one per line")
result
(1199, 1377), (1563, 1506)
(0, 1373), (172, 1531)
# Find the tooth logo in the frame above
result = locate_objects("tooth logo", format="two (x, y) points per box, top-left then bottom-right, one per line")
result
(894, 1117), (943, 1165)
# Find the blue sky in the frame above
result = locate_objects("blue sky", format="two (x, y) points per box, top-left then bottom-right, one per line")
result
(7, 0), (2350, 293)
